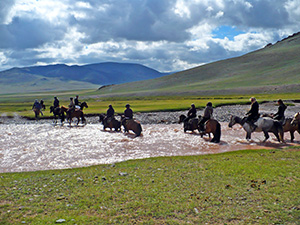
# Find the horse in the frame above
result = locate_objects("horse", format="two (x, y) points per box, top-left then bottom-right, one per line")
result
(290, 112), (300, 141)
(228, 115), (283, 142)
(198, 116), (221, 143)
(263, 113), (299, 142)
(61, 106), (86, 126)
(99, 114), (121, 131)
(50, 106), (65, 124)
(79, 101), (88, 110)
(179, 115), (200, 133)
(121, 116), (142, 137)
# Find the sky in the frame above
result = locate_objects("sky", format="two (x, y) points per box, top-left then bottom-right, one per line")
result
(0, 0), (300, 72)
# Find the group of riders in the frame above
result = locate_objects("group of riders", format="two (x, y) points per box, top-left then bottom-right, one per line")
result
(33, 94), (287, 131)
(32, 95), (135, 124)
(184, 97), (287, 131)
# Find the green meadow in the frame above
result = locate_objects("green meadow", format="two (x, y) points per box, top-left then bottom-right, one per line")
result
(1, 91), (300, 118)
(1, 148), (299, 224)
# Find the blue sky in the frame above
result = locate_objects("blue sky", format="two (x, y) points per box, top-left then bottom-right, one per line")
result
(0, 0), (300, 72)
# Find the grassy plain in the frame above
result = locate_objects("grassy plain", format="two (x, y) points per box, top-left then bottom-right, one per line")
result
(1, 148), (299, 224)
(1, 91), (300, 118)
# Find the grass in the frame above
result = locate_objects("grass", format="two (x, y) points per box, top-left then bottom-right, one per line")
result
(1, 92), (300, 118)
(1, 148), (299, 224)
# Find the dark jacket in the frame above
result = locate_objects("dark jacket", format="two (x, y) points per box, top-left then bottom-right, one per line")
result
(124, 108), (133, 119)
(54, 98), (59, 108)
(107, 107), (115, 118)
(246, 101), (259, 121)
(273, 103), (287, 121)
(74, 97), (80, 106)
(187, 107), (197, 118)
(203, 106), (213, 119)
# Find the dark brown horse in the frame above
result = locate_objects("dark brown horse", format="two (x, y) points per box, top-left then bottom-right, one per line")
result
(61, 106), (86, 125)
(121, 116), (142, 137)
(198, 116), (221, 143)
(99, 114), (121, 131)
(50, 106), (65, 124)
(179, 115), (200, 133)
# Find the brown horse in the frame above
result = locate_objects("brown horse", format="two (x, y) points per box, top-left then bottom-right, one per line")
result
(290, 112), (300, 141)
(99, 114), (121, 131)
(198, 116), (221, 143)
(179, 115), (200, 133)
(50, 106), (65, 124)
(61, 106), (86, 125)
(121, 116), (142, 137)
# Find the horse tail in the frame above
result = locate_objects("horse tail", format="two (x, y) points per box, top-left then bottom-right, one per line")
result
(274, 121), (284, 142)
(214, 122), (221, 143)
(135, 123), (142, 136)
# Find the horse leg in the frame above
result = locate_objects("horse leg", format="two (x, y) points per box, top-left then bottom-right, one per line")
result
(290, 131), (294, 142)
(246, 132), (251, 140)
(263, 131), (269, 142)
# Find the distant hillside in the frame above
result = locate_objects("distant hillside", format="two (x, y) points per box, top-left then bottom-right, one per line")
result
(97, 32), (300, 97)
(0, 62), (169, 94)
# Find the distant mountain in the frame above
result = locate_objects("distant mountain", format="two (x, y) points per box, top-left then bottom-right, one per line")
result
(0, 62), (170, 94)
(96, 32), (300, 97)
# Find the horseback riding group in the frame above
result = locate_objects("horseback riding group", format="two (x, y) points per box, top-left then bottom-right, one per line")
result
(33, 94), (300, 142)
(99, 104), (142, 137)
(180, 97), (300, 143)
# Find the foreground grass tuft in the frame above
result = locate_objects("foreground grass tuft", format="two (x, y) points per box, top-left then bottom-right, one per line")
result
(1, 148), (299, 224)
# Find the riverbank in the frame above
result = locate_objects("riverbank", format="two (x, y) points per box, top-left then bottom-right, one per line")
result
(1, 102), (300, 125)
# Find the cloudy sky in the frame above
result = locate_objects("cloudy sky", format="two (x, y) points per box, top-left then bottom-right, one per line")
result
(1, 0), (300, 72)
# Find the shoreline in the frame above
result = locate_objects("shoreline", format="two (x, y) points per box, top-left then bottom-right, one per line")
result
(1, 102), (300, 125)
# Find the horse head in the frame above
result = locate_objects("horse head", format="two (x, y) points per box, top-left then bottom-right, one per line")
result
(291, 112), (300, 126)
(228, 115), (235, 128)
(50, 106), (54, 113)
(80, 102), (88, 109)
(179, 115), (186, 123)
(99, 114), (105, 122)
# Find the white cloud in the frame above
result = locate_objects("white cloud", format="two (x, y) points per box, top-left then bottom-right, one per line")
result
(0, 0), (300, 72)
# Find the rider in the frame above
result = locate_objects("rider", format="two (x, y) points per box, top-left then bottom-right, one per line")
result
(53, 96), (60, 108)
(40, 99), (46, 116)
(32, 99), (42, 110)
(124, 104), (133, 119)
(106, 104), (115, 123)
(199, 102), (213, 131)
(272, 99), (287, 124)
(67, 97), (75, 118)
(74, 95), (81, 109)
(245, 97), (259, 131)
(184, 103), (197, 122)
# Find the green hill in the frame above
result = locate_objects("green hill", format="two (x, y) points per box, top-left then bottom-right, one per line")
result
(97, 32), (300, 97)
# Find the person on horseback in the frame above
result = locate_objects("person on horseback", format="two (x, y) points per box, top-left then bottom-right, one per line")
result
(67, 97), (75, 119)
(199, 102), (213, 131)
(53, 96), (60, 109)
(39, 99), (45, 116)
(32, 99), (42, 110)
(244, 97), (259, 131)
(106, 104), (115, 123)
(74, 95), (81, 109)
(272, 99), (287, 124)
(184, 103), (197, 122)
(124, 104), (133, 119)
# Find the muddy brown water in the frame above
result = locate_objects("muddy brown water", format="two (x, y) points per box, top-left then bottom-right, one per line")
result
(1, 121), (299, 173)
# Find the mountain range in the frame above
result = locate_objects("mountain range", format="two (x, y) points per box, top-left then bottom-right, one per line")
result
(0, 62), (170, 94)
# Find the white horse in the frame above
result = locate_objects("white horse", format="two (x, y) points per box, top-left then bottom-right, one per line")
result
(228, 115), (283, 142)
